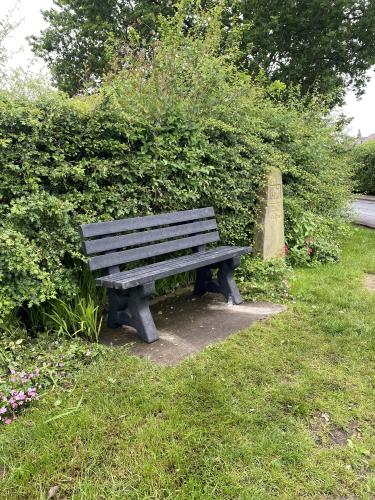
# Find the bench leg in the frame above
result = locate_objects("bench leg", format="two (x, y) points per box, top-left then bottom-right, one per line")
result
(193, 258), (243, 305)
(107, 289), (128, 329)
(193, 266), (220, 297)
(217, 258), (243, 305)
(127, 284), (159, 343)
(193, 258), (243, 304)
(107, 283), (159, 343)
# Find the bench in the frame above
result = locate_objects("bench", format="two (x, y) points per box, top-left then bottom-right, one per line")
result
(80, 207), (251, 343)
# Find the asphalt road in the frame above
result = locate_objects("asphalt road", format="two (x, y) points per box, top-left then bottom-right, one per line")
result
(352, 199), (375, 228)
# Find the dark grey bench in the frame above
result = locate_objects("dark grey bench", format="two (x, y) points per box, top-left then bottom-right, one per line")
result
(80, 207), (251, 343)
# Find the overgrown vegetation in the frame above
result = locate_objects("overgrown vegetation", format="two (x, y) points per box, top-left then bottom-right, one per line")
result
(1, 227), (374, 497)
(0, 8), (353, 329)
(353, 140), (375, 194)
(236, 256), (292, 302)
(0, 324), (106, 425)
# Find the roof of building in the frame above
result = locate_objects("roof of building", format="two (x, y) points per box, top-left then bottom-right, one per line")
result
(363, 133), (375, 142)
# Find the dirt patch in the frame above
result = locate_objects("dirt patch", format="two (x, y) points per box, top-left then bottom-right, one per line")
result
(310, 413), (362, 447)
(364, 273), (375, 291)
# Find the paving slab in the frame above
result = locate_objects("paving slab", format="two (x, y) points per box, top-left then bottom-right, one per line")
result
(100, 289), (286, 365)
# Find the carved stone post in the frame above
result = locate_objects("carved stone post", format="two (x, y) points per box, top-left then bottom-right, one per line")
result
(254, 167), (285, 260)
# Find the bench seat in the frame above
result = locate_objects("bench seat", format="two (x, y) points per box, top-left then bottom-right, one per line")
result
(97, 246), (250, 290)
(80, 207), (252, 343)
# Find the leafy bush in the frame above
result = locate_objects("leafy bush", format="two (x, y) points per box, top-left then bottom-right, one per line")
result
(236, 255), (292, 302)
(0, 11), (353, 324)
(353, 141), (375, 194)
(285, 209), (350, 266)
(0, 228), (55, 319)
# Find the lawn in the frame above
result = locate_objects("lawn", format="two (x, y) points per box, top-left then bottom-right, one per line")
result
(1, 227), (375, 499)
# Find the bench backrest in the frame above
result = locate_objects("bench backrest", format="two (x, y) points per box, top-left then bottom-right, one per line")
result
(80, 207), (219, 273)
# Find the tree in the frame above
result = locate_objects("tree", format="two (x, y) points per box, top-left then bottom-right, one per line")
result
(31, 0), (375, 104)
(30, 0), (174, 96)
(220, 0), (375, 105)
(0, 8), (17, 79)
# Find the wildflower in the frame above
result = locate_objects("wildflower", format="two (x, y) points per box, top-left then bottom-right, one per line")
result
(4, 418), (12, 425)
(15, 392), (26, 401)
(27, 388), (39, 399)
(0, 407), (6, 414)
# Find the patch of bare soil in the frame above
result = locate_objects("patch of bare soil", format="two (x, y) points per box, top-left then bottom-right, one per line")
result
(310, 413), (362, 447)
(364, 273), (375, 291)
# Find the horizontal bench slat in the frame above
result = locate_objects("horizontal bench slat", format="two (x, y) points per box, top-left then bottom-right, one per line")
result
(84, 219), (218, 255)
(97, 246), (251, 290)
(101, 246), (236, 281)
(88, 231), (220, 271)
(80, 207), (215, 238)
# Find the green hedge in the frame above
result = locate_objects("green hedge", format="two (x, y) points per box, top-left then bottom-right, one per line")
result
(353, 141), (375, 194)
(0, 21), (353, 321)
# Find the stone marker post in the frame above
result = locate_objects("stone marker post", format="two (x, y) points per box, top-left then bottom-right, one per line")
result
(254, 167), (285, 260)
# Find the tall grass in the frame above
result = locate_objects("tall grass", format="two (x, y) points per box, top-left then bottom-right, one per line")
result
(44, 297), (103, 343)
(20, 267), (106, 342)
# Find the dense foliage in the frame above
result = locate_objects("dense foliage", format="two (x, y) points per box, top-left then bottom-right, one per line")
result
(31, 0), (375, 103)
(0, 13), (353, 324)
(219, 0), (375, 105)
(353, 141), (375, 194)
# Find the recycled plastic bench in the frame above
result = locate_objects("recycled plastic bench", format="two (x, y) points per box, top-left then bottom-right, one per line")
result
(80, 207), (251, 343)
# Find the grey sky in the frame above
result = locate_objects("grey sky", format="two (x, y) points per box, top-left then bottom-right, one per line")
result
(1, 0), (374, 138)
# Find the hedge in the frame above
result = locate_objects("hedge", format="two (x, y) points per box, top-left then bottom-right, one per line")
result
(353, 140), (375, 194)
(0, 19), (353, 321)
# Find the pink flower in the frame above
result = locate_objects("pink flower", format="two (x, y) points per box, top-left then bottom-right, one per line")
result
(0, 407), (6, 414)
(15, 392), (26, 401)
(4, 419), (12, 425)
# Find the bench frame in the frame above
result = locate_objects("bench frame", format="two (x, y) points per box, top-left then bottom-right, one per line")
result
(80, 208), (250, 343)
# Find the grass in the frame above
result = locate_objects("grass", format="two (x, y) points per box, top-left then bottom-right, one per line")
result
(1, 227), (375, 499)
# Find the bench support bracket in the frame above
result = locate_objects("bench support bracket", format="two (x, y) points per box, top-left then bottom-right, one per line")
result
(107, 283), (159, 343)
(193, 257), (243, 305)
